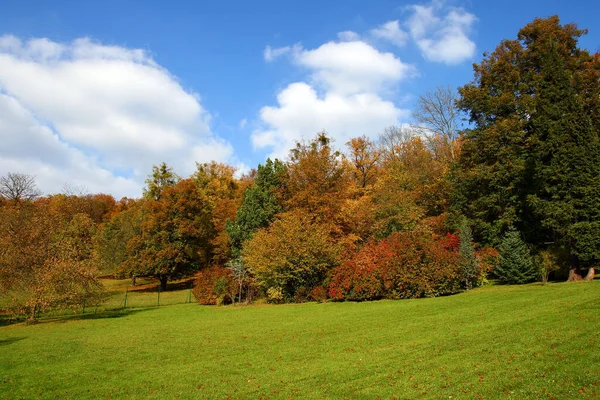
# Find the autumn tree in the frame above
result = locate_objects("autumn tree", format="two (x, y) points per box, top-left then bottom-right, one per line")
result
(94, 199), (143, 275)
(284, 132), (350, 225)
(0, 199), (103, 321)
(242, 210), (341, 301)
(121, 179), (212, 290)
(346, 136), (380, 189)
(378, 125), (416, 162)
(193, 161), (242, 265)
(456, 16), (600, 279)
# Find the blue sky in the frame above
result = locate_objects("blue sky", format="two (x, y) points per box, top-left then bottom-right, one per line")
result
(1, 0), (599, 198)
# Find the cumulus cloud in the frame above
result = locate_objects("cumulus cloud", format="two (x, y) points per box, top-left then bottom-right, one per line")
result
(370, 21), (409, 47)
(294, 41), (413, 95)
(406, 3), (476, 64)
(0, 35), (235, 198)
(254, 40), (412, 159)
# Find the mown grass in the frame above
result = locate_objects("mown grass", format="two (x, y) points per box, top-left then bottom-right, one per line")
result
(1, 281), (599, 399)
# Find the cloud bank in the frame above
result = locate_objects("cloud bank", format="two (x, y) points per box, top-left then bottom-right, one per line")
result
(0, 36), (234, 198)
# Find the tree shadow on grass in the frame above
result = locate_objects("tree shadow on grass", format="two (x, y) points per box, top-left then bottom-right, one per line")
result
(45, 308), (154, 324)
(130, 278), (194, 293)
(0, 308), (153, 327)
(0, 336), (27, 346)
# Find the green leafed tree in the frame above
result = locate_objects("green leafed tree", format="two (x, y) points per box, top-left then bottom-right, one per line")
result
(143, 162), (180, 201)
(226, 158), (285, 257)
(455, 16), (600, 279)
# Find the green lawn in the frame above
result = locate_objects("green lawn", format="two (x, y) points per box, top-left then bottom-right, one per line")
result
(1, 281), (599, 399)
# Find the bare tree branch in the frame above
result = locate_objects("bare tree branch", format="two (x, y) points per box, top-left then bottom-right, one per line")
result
(0, 173), (42, 202)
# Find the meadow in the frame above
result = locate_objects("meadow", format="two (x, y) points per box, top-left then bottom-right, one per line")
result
(1, 280), (599, 399)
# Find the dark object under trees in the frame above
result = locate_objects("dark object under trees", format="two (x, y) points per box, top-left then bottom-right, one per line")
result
(458, 218), (479, 290)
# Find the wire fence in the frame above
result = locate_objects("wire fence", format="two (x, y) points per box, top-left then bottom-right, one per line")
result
(3, 279), (197, 322)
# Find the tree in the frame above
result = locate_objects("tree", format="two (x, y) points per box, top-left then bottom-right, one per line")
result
(496, 229), (536, 284)
(226, 158), (285, 257)
(193, 161), (242, 265)
(143, 162), (179, 200)
(121, 179), (212, 290)
(0, 172), (41, 203)
(378, 125), (416, 162)
(284, 132), (350, 224)
(242, 210), (341, 301)
(412, 86), (460, 161)
(0, 199), (103, 321)
(346, 136), (380, 189)
(456, 16), (600, 279)
(94, 199), (143, 275)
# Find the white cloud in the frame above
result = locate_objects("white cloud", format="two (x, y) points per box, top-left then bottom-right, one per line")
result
(253, 83), (406, 159)
(255, 40), (412, 159)
(0, 36), (235, 198)
(294, 41), (413, 95)
(337, 31), (360, 42)
(370, 20), (409, 47)
(239, 118), (247, 129)
(406, 3), (476, 64)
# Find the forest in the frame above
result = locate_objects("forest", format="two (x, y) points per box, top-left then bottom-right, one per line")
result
(1, 16), (599, 320)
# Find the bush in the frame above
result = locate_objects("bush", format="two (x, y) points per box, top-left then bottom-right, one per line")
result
(192, 266), (236, 305)
(535, 249), (561, 284)
(329, 229), (462, 301)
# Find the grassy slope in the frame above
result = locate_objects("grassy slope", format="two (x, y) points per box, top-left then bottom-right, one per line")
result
(1, 281), (599, 399)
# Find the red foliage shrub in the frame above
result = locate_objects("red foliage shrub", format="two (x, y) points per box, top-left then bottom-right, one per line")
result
(329, 230), (462, 301)
(192, 266), (236, 305)
(308, 285), (328, 302)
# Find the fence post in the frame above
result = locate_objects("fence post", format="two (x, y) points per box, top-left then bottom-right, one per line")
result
(157, 283), (160, 307)
(123, 287), (128, 310)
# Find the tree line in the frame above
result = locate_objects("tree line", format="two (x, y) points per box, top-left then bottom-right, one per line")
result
(1, 16), (598, 317)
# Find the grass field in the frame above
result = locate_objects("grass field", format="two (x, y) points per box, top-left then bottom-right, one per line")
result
(1, 281), (599, 399)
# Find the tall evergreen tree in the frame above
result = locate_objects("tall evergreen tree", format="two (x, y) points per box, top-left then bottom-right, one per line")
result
(456, 16), (600, 279)
(496, 229), (536, 284)
(226, 158), (285, 257)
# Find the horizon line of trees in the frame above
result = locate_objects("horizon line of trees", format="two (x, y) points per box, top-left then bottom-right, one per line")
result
(1, 15), (598, 318)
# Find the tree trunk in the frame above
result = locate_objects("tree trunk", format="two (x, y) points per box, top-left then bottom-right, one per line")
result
(159, 275), (168, 291)
(567, 268), (584, 282)
(567, 249), (583, 282)
(584, 267), (595, 281)
(28, 304), (38, 323)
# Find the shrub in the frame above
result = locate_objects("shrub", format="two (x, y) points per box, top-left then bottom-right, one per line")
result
(266, 287), (284, 304)
(329, 229), (462, 301)
(192, 266), (236, 305)
(242, 211), (341, 301)
(535, 249), (561, 284)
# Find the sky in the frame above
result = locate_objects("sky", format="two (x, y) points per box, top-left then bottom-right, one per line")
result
(1, 0), (599, 199)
